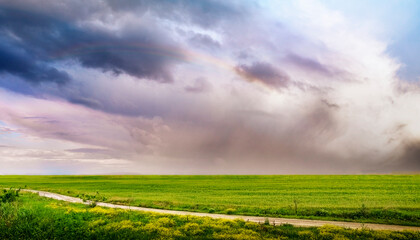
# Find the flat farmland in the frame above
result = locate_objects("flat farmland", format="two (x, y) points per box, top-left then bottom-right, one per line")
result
(2, 193), (419, 239)
(1, 175), (419, 225)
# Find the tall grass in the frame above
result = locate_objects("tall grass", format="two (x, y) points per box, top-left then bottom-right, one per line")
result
(0, 193), (419, 240)
(1, 175), (419, 225)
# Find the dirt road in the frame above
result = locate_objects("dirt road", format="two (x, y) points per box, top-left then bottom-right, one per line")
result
(24, 189), (420, 231)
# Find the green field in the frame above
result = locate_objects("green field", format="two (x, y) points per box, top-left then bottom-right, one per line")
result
(1, 175), (419, 226)
(1, 192), (419, 240)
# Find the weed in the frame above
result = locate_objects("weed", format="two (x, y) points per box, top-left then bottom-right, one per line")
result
(293, 199), (299, 215)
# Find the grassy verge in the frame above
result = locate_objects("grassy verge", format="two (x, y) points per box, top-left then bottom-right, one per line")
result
(1, 175), (419, 226)
(0, 193), (419, 240)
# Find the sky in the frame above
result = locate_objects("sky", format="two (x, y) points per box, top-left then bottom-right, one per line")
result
(0, 0), (420, 174)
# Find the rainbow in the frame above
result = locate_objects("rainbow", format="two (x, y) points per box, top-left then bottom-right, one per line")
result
(51, 42), (275, 89)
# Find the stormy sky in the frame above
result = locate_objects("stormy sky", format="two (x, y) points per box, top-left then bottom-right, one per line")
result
(0, 0), (420, 174)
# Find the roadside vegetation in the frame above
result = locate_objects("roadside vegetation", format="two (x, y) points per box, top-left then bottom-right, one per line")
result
(0, 188), (20, 203)
(0, 175), (419, 226)
(1, 193), (419, 240)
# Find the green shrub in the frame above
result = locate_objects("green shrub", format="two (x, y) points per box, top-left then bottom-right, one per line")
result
(0, 188), (20, 204)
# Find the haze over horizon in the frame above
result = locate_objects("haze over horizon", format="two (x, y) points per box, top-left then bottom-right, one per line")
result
(0, 0), (420, 174)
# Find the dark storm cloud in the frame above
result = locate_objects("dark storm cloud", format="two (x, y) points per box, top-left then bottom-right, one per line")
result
(0, 6), (180, 85)
(392, 140), (420, 171)
(0, 1), (248, 115)
(67, 96), (103, 109)
(2, 0), (418, 175)
(160, 100), (340, 160)
(235, 62), (290, 88)
(0, 41), (70, 84)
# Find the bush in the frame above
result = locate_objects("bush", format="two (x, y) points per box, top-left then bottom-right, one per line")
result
(89, 201), (97, 208)
(0, 188), (20, 204)
(77, 192), (107, 202)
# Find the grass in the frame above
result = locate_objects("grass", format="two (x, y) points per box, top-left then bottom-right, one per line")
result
(0, 175), (419, 226)
(1, 192), (419, 240)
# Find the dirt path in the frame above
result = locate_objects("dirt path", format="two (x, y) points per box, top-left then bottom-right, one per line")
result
(24, 189), (420, 231)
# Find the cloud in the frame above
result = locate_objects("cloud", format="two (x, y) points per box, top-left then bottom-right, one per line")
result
(0, 6), (183, 85)
(184, 77), (212, 93)
(0, 40), (70, 84)
(0, 0), (420, 174)
(235, 62), (290, 89)
(188, 33), (221, 50)
(285, 54), (335, 76)
(396, 140), (420, 171)
(0, 126), (17, 134)
(105, 0), (245, 28)
(0, 145), (134, 174)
